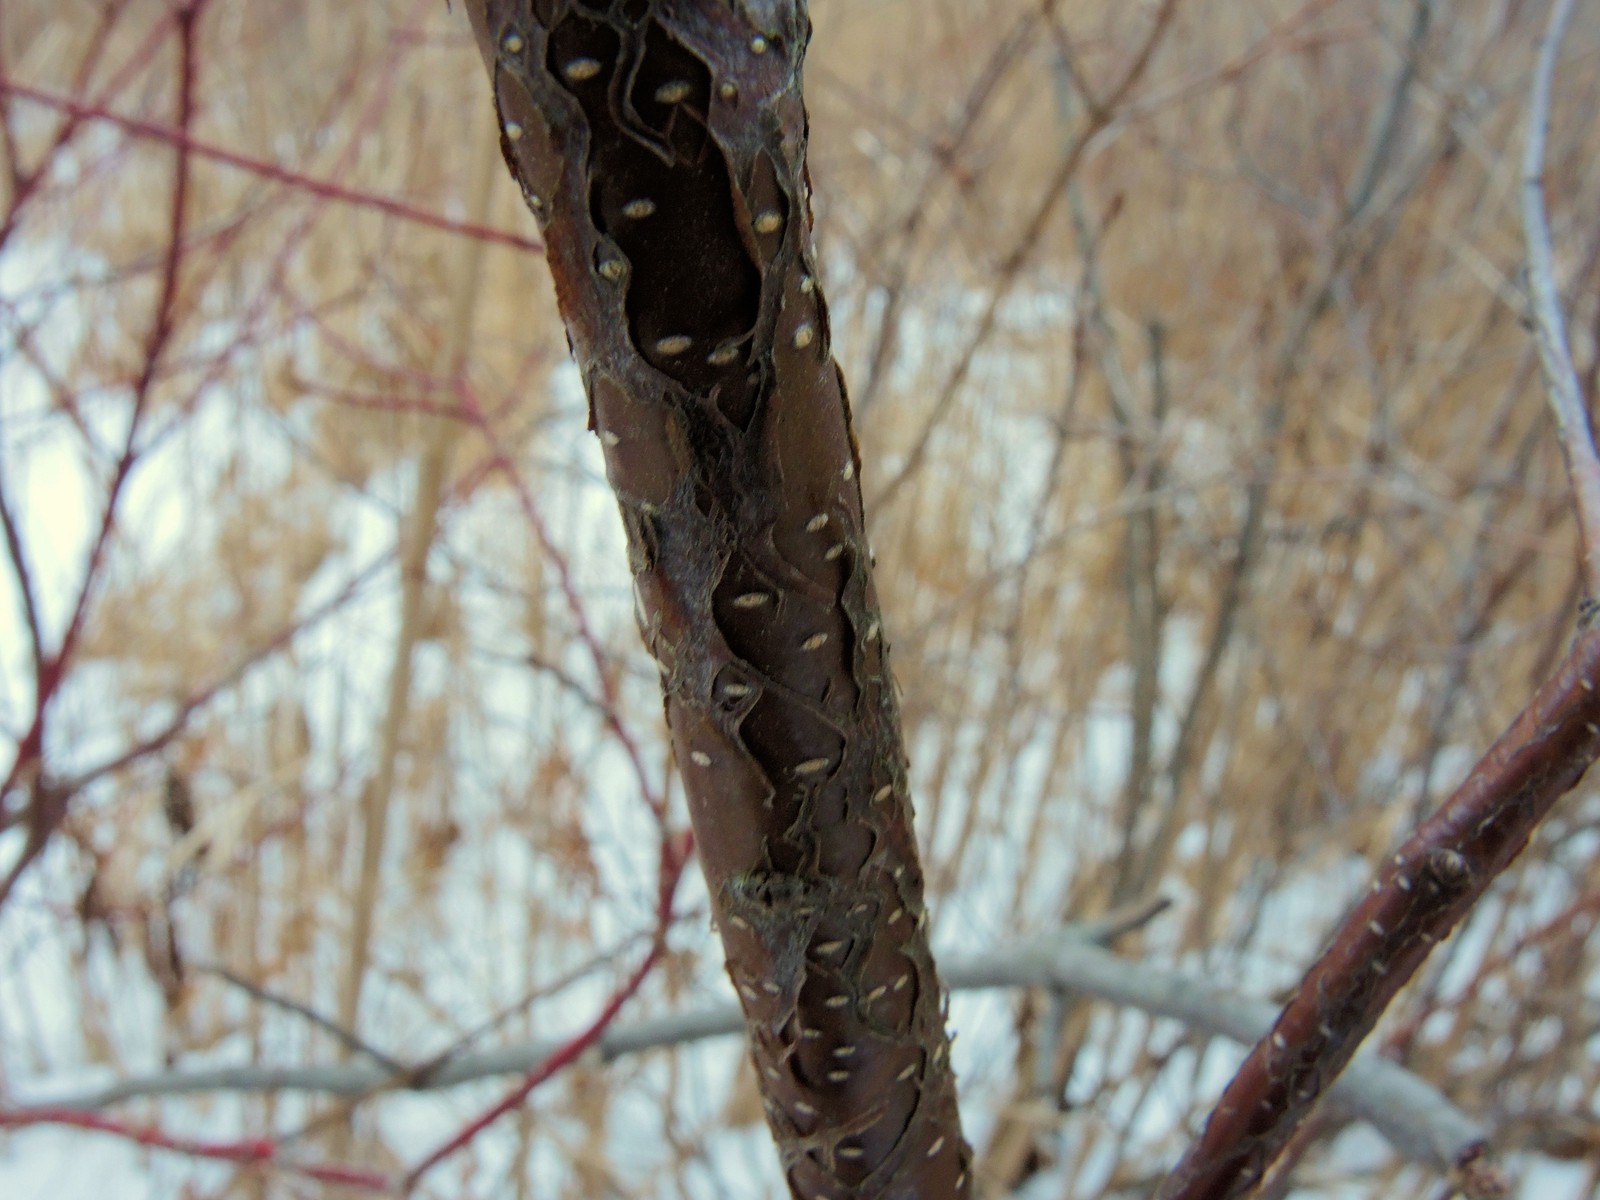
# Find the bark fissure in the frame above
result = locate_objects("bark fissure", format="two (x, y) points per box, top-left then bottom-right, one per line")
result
(463, 3), (969, 1196)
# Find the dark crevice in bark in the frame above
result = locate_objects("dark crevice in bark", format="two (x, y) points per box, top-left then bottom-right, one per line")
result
(463, 3), (970, 1196)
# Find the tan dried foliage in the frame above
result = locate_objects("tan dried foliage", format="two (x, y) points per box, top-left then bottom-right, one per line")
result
(0, 0), (1597, 1197)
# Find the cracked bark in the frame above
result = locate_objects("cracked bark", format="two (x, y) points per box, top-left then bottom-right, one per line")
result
(459, 3), (969, 1197)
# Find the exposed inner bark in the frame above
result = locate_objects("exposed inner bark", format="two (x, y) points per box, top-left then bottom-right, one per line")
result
(461, 3), (970, 1196)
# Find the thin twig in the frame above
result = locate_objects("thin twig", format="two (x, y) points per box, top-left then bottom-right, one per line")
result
(1520, 0), (1600, 598)
(0, 1106), (392, 1191)
(333, 111), (499, 1105)
(399, 826), (691, 1192)
(869, 0), (1181, 514)
(194, 963), (406, 1074)
(0, 469), (42, 679)
(0, 4), (205, 908)
(0, 77), (543, 254)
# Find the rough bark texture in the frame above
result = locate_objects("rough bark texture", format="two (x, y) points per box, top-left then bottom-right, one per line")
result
(460, 3), (971, 1196)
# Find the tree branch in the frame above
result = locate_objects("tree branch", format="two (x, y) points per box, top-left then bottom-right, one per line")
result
(458, 3), (976, 1194)
(871, 0), (1181, 514)
(14, 921), (1494, 1181)
(0, 1106), (391, 1191)
(0, 1), (206, 909)
(1157, 623), (1600, 1200)
(194, 963), (405, 1075)
(0, 76), (543, 254)
(1520, 0), (1600, 599)
(332, 112), (500, 1137)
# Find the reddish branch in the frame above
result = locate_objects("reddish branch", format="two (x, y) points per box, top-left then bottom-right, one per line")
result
(457, 376), (667, 820)
(0, 1106), (391, 1191)
(0, 1), (206, 908)
(0, 77), (543, 254)
(402, 830), (690, 1190)
(2, 0), (494, 904)
(3, 831), (692, 1195)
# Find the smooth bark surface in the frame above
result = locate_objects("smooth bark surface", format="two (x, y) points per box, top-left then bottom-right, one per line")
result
(459, 3), (969, 1196)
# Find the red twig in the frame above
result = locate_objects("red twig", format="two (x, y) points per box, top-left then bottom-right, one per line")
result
(0, 1106), (392, 1190)
(0, 2), (207, 907)
(0, 0), (131, 251)
(0, 478), (41, 686)
(0, 76), (542, 255)
(456, 377), (667, 822)
(1, 0), (453, 902)
(400, 829), (693, 1190)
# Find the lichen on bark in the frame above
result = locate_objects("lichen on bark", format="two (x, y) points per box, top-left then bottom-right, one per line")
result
(459, 2), (970, 1196)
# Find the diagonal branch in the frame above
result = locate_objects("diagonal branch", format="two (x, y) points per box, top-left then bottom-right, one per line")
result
(0, 467), (42, 683)
(870, 0), (1181, 514)
(0, 77), (543, 254)
(1156, 625), (1600, 1200)
(194, 962), (405, 1075)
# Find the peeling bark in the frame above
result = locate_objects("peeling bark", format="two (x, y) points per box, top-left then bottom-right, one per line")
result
(459, 3), (970, 1196)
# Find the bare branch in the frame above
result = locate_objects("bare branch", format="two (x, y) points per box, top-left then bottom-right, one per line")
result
(870, 0), (1182, 513)
(1158, 625), (1600, 1200)
(0, 77), (544, 254)
(333, 114), (498, 1112)
(0, 468), (42, 683)
(400, 934), (674, 1190)
(0, 3), (204, 907)
(0, 1106), (391, 1192)
(1521, 0), (1600, 598)
(15, 917), (1497, 1181)
(458, 3), (977, 1194)
(193, 963), (405, 1075)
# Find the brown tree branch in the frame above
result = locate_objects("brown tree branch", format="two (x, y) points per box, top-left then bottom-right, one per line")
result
(1157, 624), (1600, 1200)
(194, 962), (406, 1075)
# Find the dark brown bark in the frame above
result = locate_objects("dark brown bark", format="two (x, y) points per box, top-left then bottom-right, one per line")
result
(459, 3), (970, 1196)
